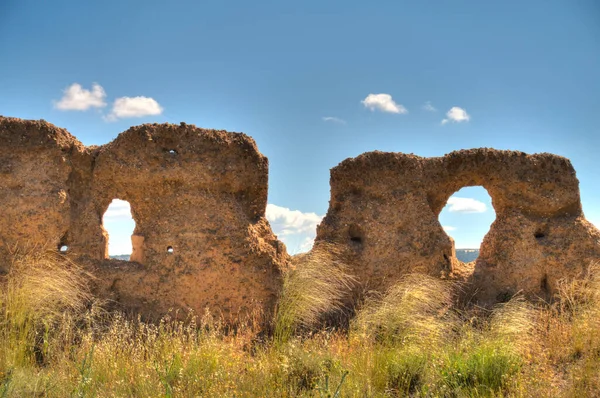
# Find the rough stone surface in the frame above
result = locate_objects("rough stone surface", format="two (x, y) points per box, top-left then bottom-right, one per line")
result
(0, 116), (288, 321)
(3, 115), (600, 315)
(0, 117), (85, 262)
(314, 149), (600, 304)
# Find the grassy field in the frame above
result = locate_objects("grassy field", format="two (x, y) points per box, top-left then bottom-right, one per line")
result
(1, 250), (599, 397)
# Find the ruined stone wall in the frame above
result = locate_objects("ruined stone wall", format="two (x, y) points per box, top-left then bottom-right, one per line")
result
(0, 118), (84, 260)
(314, 149), (600, 304)
(3, 115), (600, 315)
(0, 116), (288, 321)
(89, 123), (288, 319)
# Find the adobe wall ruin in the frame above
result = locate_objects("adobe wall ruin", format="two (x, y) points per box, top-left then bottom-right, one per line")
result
(0, 116), (288, 320)
(314, 149), (600, 304)
(2, 116), (599, 316)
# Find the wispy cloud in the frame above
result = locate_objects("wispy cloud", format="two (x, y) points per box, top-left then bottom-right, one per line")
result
(361, 93), (407, 114)
(105, 96), (163, 121)
(442, 107), (470, 125)
(298, 236), (317, 253)
(322, 116), (347, 125)
(443, 225), (456, 232)
(54, 83), (107, 111)
(446, 197), (486, 213)
(422, 101), (437, 112)
(266, 204), (323, 254)
(103, 199), (133, 220)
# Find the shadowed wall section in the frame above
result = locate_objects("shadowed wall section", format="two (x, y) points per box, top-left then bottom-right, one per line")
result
(314, 149), (600, 304)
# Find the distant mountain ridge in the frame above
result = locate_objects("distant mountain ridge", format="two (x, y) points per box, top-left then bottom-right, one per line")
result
(109, 254), (130, 261)
(455, 249), (479, 263)
(111, 251), (480, 263)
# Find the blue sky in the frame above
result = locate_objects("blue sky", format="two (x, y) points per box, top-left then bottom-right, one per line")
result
(1, 0), (599, 254)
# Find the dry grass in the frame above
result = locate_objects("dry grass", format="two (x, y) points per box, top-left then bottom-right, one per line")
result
(274, 244), (356, 344)
(1, 251), (600, 397)
(0, 249), (98, 370)
(353, 273), (456, 347)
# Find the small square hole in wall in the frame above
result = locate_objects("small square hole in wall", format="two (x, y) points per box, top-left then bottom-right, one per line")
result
(167, 246), (174, 253)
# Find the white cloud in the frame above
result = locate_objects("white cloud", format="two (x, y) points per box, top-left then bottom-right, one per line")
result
(106, 96), (163, 121)
(446, 197), (487, 213)
(103, 199), (132, 220)
(442, 107), (470, 125)
(361, 93), (407, 114)
(54, 83), (107, 111)
(443, 225), (456, 232)
(298, 236), (316, 253)
(266, 204), (323, 254)
(322, 116), (347, 125)
(422, 101), (437, 112)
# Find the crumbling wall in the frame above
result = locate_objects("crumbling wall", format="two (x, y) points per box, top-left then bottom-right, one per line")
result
(314, 149), (600, 304)
(3, 115), (599, 314)
(0, 117), (85, 263)
(89, 123), (287, 319)
(0, 116), (288, 321)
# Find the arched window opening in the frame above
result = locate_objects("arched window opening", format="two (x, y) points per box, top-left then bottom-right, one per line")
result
(103, 199), (136, 261)
(438, 186), (496, 262)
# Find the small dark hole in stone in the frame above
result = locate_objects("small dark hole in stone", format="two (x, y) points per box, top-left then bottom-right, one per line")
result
(496, 291), (513, 303)
(348, 224), (364, 246)
(350, 186), (363, 196)
(540, 274), (549, 293)
(167, 246), (174, 253)
(534, 231), (546, 239)
(443, 254), (452, 270)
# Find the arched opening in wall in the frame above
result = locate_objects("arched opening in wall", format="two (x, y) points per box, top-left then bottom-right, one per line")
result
(438, 186), (496, 262)
(102, 199), (136, 261)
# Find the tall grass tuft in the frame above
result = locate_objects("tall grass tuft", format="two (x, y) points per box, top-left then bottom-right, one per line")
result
(352, 273), (457, 347)
(274, 244), (356, 344)
(547, 262), (600, 396)
(0, 249), (95, 367)
(441, 297), (535, 395)
(350, 274), (458, 395)
(489, 297), (536, 354)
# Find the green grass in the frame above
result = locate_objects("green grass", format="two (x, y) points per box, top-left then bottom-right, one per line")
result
(1, 250), (599, 397)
